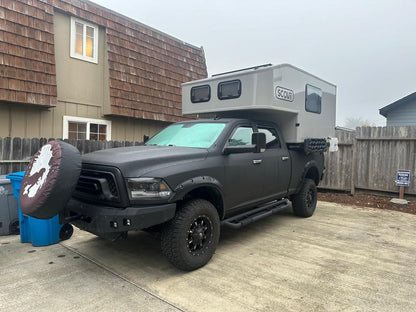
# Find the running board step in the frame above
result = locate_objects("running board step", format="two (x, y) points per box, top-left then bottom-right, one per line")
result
(221, 199), (290, 229)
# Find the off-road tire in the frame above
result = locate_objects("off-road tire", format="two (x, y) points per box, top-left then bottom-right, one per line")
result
(292, 178), (317, 217)
(161, 199), (220, 271)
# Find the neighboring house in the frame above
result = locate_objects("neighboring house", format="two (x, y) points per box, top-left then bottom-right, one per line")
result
(379, 92), (416, 126)
(0, 0), (207, 141)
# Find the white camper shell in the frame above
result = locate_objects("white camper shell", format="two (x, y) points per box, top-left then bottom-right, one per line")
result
(182, 64), (336, 146)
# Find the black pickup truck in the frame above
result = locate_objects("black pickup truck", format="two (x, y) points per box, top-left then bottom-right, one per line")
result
(60, 118), (324, 270)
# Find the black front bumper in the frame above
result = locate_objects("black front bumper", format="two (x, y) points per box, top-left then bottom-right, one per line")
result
(64, 198), (176, 240)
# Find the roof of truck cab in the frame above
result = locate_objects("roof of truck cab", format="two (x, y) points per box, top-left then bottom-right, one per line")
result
(177, 118), (251, 124)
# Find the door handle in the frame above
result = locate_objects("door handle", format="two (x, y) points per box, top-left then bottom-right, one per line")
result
(252, 159), (262, 164)
(281, 156), (289, 161)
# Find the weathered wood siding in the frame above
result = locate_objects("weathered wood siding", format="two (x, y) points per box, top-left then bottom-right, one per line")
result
(52, 0), (207, 122)
(0, 0), (207, 139)
(0, 0), (57, 107)
(320, 126), (416, 195)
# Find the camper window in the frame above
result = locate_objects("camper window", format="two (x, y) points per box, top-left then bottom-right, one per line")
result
(305, 84), (322, 114)
(218, 80), (241, 100)
(191, 85), (211, 103)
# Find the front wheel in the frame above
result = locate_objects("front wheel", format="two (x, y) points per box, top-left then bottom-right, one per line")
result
(292, 178), (317, 217)
(161, 199), (220, 271)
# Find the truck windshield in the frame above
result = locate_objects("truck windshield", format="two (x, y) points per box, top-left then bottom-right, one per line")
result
(145, 122), (226, 148)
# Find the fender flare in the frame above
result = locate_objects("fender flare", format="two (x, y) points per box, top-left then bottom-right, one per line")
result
(171, 176), (225, 217)
(295, 160), (320, 193)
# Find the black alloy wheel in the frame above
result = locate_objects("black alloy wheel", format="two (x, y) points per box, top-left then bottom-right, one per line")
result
(161, 199), (220, 271)
(292, 178), (317, 218)
(187, 215), (213, 255)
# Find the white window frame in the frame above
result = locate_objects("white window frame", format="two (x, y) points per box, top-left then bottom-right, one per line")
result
(70, 16), (99, 64)
(63, 116), (112, 140)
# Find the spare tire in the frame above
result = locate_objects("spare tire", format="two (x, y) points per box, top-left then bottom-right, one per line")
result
(19, 140), (81, 219)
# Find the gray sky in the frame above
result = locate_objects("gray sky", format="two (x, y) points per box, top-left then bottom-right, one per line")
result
(91, 0), (416, 127)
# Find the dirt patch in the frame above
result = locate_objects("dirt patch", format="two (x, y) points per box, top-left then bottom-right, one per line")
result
(318, 191), (416, 215)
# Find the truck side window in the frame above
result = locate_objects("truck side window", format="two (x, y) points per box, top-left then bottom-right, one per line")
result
(228, 126), (253, 146)
(257, 126), (281, 148)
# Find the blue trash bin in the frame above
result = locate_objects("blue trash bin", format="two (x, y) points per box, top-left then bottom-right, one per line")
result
(6, 171), (70, 247)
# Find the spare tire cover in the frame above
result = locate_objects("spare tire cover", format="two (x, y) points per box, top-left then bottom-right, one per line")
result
(19, 140), (81, 219)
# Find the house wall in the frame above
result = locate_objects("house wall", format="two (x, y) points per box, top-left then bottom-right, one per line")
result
(0, 0), (57, 106)
(0, 101), (168, 140)
(0, 11), (169, 140)
(53, 11), (110, 110)
(0, 0), (207, 141)
(386, 101), (416, 126)
(0, 102), (57, 138)
(52, 0), (207, 123)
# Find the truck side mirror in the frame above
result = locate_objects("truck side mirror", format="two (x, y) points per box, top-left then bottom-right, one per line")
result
(252, 132), (266, 153)
(143, 135), (150, 143)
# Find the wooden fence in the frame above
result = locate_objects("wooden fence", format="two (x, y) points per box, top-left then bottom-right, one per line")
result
(2, 128), (416, 196)
(320, 126), (416, 196)
(0, 137), (142, 175)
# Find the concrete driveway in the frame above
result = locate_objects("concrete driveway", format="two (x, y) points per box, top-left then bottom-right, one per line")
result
(1, 201), (416, 312)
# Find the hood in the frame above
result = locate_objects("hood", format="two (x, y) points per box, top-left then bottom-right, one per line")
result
(81, 145), (208, 177)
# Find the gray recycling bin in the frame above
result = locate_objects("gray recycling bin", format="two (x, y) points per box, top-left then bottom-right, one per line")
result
(0, 175), (20, 235)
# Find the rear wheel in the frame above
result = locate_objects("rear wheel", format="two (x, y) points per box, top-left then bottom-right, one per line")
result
(161, 199), (220, 271)
(292, 178), (317, 217)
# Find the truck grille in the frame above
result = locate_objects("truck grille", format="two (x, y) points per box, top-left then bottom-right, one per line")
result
(75, 169), (120, 202)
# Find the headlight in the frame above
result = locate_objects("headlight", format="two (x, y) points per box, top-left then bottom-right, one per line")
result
(127, 178), (172, 200)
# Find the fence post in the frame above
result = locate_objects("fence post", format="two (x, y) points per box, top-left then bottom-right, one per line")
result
(0, 137), (2, 174)
(3, 137), (11, 174)
(350, 135), (357, 195)
(12, 137), (22, 173)
(31, 138), (40, 156)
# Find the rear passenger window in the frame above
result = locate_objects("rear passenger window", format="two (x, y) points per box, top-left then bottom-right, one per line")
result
(305, 84), (322, 114)
(258, 127), (281, 148)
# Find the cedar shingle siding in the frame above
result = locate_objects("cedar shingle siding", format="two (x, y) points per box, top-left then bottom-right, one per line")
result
(0, 0), (207, 122)
(0, 0), (57, 106)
